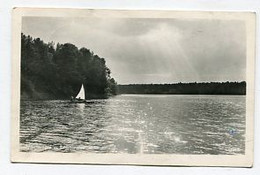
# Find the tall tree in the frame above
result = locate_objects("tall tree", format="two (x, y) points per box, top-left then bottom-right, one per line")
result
(20, 34), (117, 99)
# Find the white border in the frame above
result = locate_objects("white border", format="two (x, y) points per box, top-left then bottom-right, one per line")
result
(11, 8), (256, 167)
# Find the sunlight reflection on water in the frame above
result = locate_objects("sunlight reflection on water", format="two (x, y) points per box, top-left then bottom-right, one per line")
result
(20, 95), (245, 155)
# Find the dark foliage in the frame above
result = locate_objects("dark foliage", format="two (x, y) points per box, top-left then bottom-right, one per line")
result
(21, 33), (117, 100)
(118, 82), (246, 95)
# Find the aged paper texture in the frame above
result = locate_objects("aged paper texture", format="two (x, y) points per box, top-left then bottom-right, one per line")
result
(11, 8), (255, 166)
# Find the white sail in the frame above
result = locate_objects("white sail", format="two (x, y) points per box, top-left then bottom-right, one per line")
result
(76, 84), (85, 100)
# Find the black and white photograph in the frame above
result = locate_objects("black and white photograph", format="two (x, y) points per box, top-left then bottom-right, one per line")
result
(11, 8), (255, 166)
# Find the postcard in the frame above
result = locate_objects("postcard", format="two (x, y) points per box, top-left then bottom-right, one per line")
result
(11, 8), (255, 166)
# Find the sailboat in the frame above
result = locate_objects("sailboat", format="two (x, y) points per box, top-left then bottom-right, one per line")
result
(71, 84), (86, 103)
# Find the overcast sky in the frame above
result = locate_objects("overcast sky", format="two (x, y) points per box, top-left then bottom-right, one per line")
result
(22, 17), (246, 84)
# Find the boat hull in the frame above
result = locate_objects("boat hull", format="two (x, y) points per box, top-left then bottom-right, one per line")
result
(70, 100), (95, 104)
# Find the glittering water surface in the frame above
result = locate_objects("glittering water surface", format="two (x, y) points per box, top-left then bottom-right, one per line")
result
(20, 95), (245, 154)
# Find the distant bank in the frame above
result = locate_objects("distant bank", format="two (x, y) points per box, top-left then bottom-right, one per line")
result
(117, 81), (246, 95)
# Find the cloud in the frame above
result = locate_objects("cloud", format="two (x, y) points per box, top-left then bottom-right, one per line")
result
(22, 17), (246, 84)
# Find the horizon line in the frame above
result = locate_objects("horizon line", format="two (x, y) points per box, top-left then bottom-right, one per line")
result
(118, 81), (246, 85)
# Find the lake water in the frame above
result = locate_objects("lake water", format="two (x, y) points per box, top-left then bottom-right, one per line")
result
(20, 95), (245, 155)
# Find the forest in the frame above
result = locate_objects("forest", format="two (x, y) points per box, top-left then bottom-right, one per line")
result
(118, 82), (246, 95)
(21, 34), (246, 99)
(21, 33), (117, 100)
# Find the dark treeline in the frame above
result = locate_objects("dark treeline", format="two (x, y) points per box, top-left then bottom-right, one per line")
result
(118, 82), (246, 95)
(21, 33), (117, 100)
